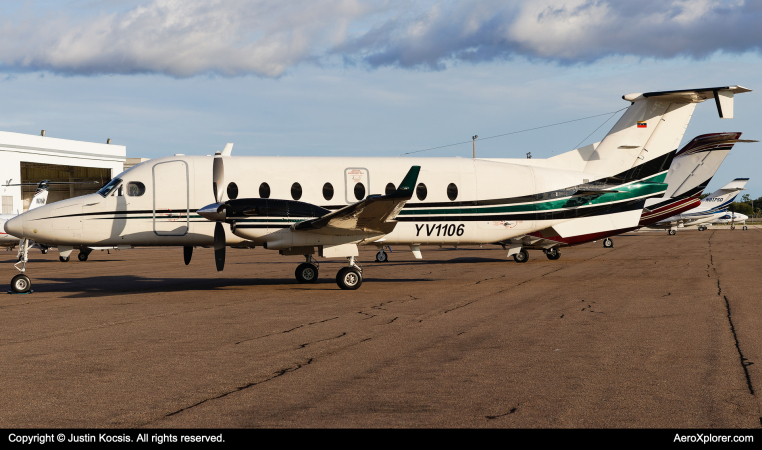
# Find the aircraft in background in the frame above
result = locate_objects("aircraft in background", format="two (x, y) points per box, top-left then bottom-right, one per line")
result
(712, 211), (750, 230)
(647, 178), (749, 234)
(501, 132), (754, 259)
(4, 85), (751, 293)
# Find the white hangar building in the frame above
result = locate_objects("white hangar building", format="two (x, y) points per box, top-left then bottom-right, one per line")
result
(0, 130), (126, 215)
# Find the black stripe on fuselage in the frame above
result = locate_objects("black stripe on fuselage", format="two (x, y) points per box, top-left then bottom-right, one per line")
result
(396, 198), (648, 222)
(644, 178), (710, 211)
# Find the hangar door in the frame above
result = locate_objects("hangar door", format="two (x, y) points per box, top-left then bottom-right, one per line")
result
(153, 160), (189, 236)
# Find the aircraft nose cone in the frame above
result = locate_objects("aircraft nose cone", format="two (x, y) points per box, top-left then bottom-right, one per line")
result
(4, 215), (23, 238)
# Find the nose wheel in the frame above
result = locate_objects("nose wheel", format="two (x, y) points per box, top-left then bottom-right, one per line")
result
(603, 238), (613, 248)
(10, 274), (31, 293)
(10, 239), (33, 294)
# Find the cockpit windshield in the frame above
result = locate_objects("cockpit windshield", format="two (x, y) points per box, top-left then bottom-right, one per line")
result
(97, 178), (123, 197)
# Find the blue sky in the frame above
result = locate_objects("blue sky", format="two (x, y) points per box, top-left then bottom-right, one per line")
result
(1, 0), (761, 198)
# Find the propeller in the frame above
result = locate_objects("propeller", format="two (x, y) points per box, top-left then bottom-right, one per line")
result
(212, 152), (226, 271)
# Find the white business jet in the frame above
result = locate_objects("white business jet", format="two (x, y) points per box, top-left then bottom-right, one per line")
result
(4, 85), (750, 293)
(712, 211), (750, 230)
(502, 132), (753, 257)
(648, 178), (749, 233)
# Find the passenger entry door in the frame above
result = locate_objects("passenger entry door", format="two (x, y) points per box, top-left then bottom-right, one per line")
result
(345, 168), (369, 203)
(153, 160), (189, 236)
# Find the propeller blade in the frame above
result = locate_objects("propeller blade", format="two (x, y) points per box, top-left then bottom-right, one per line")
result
(214, 222), (226, 272)
(213, 152), (224, 203)
(184, 246), (193, 265)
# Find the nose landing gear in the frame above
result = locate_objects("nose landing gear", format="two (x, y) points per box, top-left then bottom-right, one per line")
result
(10, 238), (32, 294)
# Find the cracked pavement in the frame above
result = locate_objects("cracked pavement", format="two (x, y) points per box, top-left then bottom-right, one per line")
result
(0, 229), (760, 428)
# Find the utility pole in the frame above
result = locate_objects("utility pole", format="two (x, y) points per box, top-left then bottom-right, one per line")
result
(472, 135), (478, 158)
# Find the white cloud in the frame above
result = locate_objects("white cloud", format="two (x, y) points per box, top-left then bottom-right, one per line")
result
(0, 0), (760, 77)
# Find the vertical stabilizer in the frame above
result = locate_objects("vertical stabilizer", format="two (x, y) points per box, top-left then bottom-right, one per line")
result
(582, 86), (750, 177)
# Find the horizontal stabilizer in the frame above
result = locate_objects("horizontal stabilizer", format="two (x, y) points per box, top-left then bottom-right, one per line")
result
(718, 178), (749, 191)
(623, 86), (751, 119)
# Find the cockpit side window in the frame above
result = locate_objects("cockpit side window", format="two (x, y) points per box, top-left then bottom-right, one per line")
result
(127, 182), (146, 197)
(97, 178), (122, 197)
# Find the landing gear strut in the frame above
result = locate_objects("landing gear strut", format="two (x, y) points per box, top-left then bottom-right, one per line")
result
(336, 256), (363, 290)
(10, 238), (32, 293)
(295, 255), (319, 284)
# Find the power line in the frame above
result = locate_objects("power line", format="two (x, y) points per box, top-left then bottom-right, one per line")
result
(399, 107), (629, 156)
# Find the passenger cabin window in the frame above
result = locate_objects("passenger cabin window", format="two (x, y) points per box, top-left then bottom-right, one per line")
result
(416, 183), (427, 201)
(447, 183), (458, 201)
(259, 182), (270, 198)
(354, 182), (365, 201)
(227, 182), (238, 200)
(385, 183), (396, 195)
(97, 178), (122, 197)
(127, 182), (146, 197)
(291, 182), (302, 200)
(323, 182), (334, 201)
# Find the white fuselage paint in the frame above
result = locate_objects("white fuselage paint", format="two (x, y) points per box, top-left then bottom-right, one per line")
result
(9, 155), (647, 251)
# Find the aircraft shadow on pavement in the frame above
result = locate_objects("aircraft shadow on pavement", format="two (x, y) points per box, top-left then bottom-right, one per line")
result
(29, 275), (428, 297)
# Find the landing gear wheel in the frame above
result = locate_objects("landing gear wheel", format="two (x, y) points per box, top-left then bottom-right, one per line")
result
(336, 267), (362, 290)
(41, 248), (48, 254)
(743, 226), (748, 230)
(668, 229), (677, 236)
(59, 256), (70, 262)
(545, 248), (561, 260)
(375, 251), (388, 262)
(603, 238), (614, 248)
(513, 249), (529, 263)
(698, 226), (705, 231)
(11, 274), (31, 293)
(77, 252), (89, 262)
(295, 263), (319, 283)
(731, 225), (735, 230)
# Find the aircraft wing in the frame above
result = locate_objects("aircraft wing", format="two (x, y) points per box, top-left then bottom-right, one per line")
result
(293, 166), (420, 235)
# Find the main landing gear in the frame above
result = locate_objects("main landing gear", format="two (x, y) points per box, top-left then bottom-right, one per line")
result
(294, 255), (363, 289)
(698, 226), (707, 231)
(603, 238), (614, 248)
(295, 256), (319, 284)
(375, 249), (388, 262)
(337, 257), (363, 290)
(544, 247), (561, 260)
(513, 248), (529, 263)
(668, 229), (677, 236)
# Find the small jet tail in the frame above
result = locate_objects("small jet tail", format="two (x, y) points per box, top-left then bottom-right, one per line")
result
(662, 133), (755, 199)
(696, 178), (749, 213)
(582, 86), (751, 178)
(27, 182), (50, 211)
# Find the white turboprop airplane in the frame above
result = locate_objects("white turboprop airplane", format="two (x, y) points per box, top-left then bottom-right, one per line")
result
(712, 211), (750, 230)
(647, 178), (749, 233)
(3, 85), (750, 293)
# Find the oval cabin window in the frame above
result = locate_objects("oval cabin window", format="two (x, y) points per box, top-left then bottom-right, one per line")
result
(259, 182), (270, 199)
(416, 183), (427, 201)
(354, 182), (366, 201)
(447, 183), (458, 201)
(323, 182), (334, 201)
(127, 182), (145, 197)
(291, 182), (302, 200)
(227, 182), (238, 200)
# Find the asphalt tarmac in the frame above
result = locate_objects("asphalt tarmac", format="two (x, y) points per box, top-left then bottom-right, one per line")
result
(1, 228), (760, 428)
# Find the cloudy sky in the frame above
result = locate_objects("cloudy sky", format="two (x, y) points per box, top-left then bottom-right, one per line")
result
(2, 0), (761, 197)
